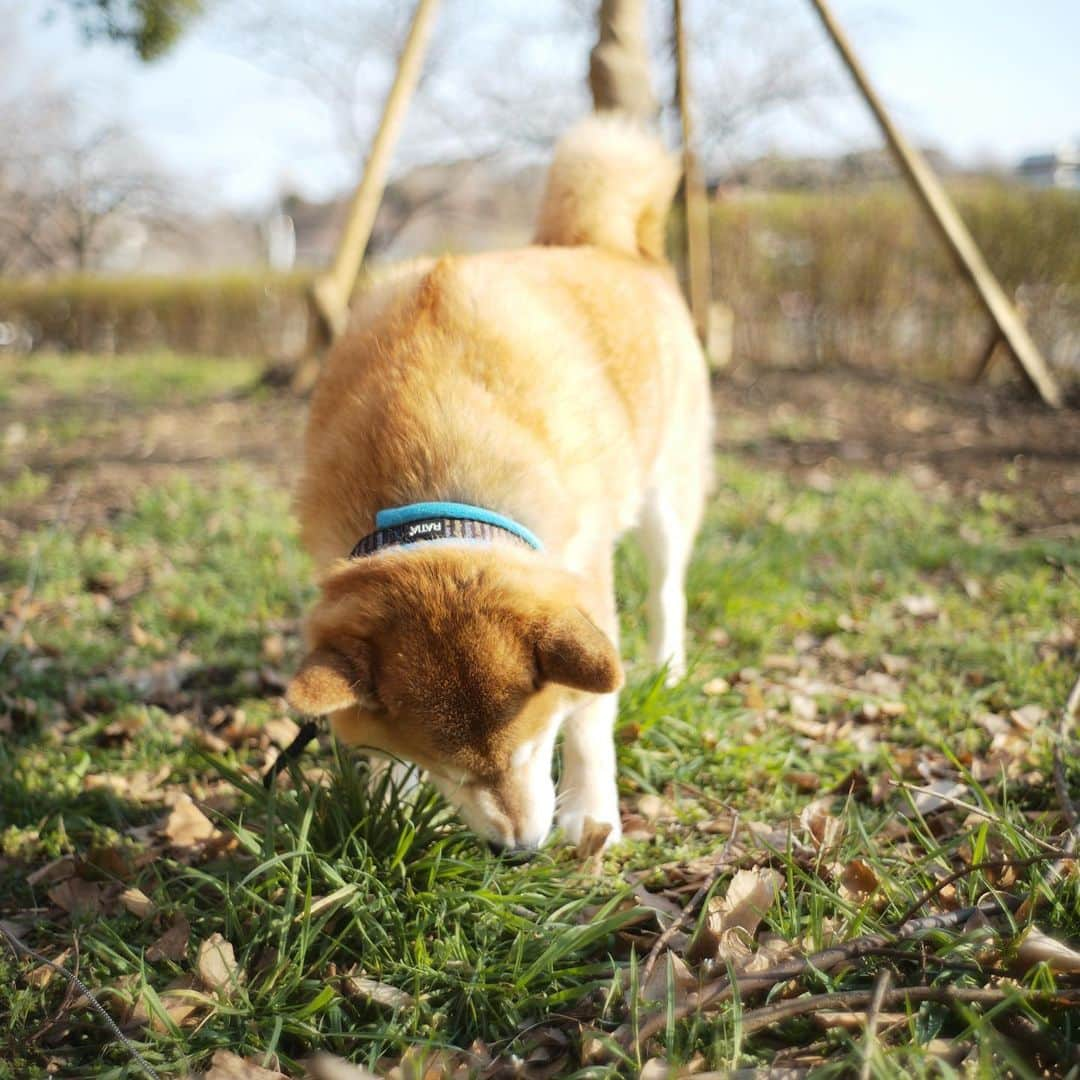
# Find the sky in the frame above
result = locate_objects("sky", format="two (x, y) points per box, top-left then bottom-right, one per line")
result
(10, 0), (1079, 211)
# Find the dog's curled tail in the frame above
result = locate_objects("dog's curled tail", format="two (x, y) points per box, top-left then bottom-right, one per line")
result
(534, 115), (680, 261)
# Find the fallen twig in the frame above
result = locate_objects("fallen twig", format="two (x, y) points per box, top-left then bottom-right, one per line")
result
(619, 894), (1024, 1052)
(736, 984), (1080, 1037)
(895, 853), (1064, 926)
(639, 812), (739, 987)
(890, 780), (1061, 852)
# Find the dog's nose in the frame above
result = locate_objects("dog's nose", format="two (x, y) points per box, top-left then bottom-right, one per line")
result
(486, 840), (538, 863)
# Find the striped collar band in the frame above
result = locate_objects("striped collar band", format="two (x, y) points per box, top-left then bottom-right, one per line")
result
(349, 501), (542, 559)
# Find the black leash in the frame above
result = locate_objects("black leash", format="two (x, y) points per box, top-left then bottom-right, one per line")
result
(262, 719), (321, 789)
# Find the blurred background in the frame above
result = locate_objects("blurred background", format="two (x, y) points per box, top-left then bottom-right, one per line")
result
(1, 0), (1077, 383)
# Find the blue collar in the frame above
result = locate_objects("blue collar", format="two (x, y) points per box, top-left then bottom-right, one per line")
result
(349, 501), (542, 559)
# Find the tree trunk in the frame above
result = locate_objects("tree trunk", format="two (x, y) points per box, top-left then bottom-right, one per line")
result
(589, 0), (658, 120)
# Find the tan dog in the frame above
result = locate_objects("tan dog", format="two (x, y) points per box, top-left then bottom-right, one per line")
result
(286, 117), (710, 851)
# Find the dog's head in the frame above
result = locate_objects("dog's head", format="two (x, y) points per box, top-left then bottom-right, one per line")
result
(286, 547), (621, 850)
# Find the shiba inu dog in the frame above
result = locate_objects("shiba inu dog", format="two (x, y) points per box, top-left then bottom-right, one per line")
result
(287, 116), (710, 851)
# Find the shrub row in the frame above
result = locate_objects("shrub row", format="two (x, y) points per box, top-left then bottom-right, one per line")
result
(0, 270), (314, 358)
(1, 184), (1077, 383)
(703, 182), (1080, 379)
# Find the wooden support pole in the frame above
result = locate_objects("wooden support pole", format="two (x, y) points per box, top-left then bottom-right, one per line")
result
(311, 0), (441, 342)
(673, 0), (714, 352)
(807, 0), (1063, 408)
(969, 332), (1003, 385)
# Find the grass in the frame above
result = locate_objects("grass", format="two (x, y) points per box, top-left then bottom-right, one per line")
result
(1, 353), (1078, 1077)
(0, 352), (264, 406)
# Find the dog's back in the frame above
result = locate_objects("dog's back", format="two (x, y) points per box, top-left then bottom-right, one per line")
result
(297, 117), (708, 578)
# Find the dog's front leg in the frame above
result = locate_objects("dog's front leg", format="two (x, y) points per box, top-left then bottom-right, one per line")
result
(557, 692), (621, 845)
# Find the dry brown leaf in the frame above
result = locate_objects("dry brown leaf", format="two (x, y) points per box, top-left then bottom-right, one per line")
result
(743, 932), (797, 974)
(579, 1029), (608, 1066)
(305, 1055), (381, 1080)
(518, 1025), (570, 1077)
(723, 869), (781, 935)
(641, 953), (696, 1004)
(789, 692), (818, 723)
(47, 878), (114, 917)
(801, 916), (842, 953)
(264, 716), (300, 748)
(390, 1046), (461, 1080)
(85, 764), (172, 803)
(261, 633), (287, 663)
(787, 716), (828, 739)
(639, 1059), (672, 1080)
(800, 799), (844, 852)
(784, 771), (820, 792)
(637, 794), (676, 821)
(880, 654), (911, 676)
(25, 948), (73, 989)
(740, 682), (766, 711)
(620, 814), (656, 841)
(903, 779), (970, 818)
(900, 594), (939, 619)
(26, 855), (77, 887)
(854, 671), (904, 699)
(688, 869), (781, 966)
(204, 1049), (287, 1079)
(1014, 926), (1080, 974)
(1009, 704), (1048, 730)
(163, 794), (218, 848)
(702, 677), (730, 697)
(576, 817), (612, 861)
(631, 883), (685, 925)
(838, 858), (879, 904)
(340, 972), (414, 1010)
(119, 887), (156, 919)
(196, 933), (242, 999)
(146, 913), (190, 962)
(130, 974), (204, 1033)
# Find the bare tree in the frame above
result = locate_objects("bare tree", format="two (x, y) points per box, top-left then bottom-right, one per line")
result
(679, 0), (844, 170)
(0, 91), (177, 275)
(213, 1), (593, 168)
(214, 1), (842, 190)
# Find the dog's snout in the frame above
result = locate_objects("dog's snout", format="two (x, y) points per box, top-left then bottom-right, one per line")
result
(486, 838), (539, 863)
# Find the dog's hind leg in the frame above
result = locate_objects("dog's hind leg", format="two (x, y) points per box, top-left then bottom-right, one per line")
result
(639, 486), (699, 681)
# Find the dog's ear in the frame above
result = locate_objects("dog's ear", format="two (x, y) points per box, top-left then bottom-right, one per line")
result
(286, 643), (373, 715)
(535, 609), (623, 694)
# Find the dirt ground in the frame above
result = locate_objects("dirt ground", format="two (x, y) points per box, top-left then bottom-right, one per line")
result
(712, 364), (1080, 534)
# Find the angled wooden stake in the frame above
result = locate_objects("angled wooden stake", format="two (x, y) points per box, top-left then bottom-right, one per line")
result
(808, 0), (1063, 408)
(311, 0), (441, 342)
